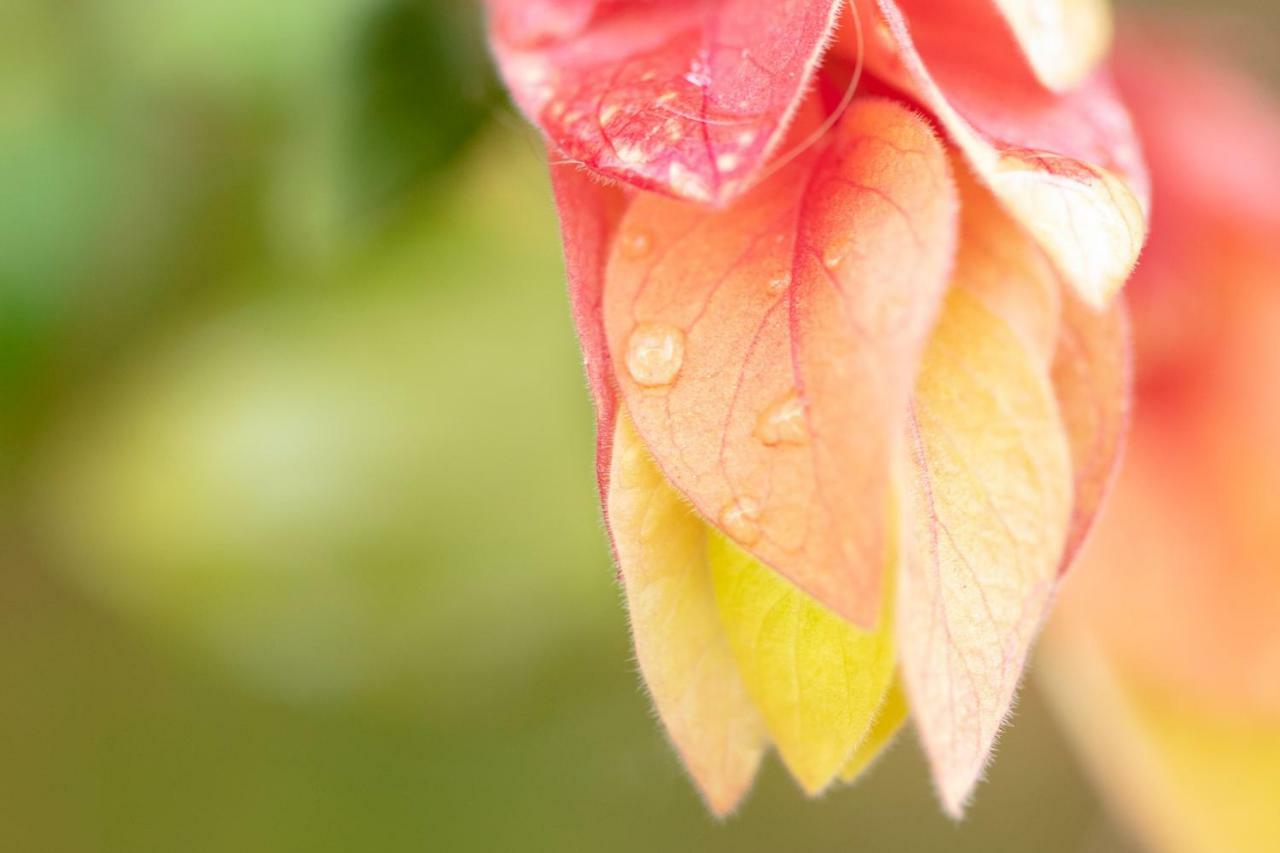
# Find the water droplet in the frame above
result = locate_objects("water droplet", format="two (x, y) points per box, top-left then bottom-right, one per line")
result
(616, 144), (647, 165)
(756, 392), (809, 446)
(719, 497), (762, 545)
(823, 247), (845, 271)
(767, 274), (790, 296)
(668, 161), (712, 202)
(625, 323), (685, 387)
(715, 151), (742, 173)
(620, 230), (652, 259)
(684, 54), (712, 88)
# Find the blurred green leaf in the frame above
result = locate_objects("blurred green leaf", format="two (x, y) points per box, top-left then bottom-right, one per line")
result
(29, 133), (604, 700)
(342, 1), (497, 222)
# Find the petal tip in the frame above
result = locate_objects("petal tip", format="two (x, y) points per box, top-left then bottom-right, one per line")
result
(697, 774), (757, 820)
(931, 756), (985, 820)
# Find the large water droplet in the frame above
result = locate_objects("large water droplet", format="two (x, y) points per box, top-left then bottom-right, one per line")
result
(719, 497), (762, 546)
(756, 392), (809, 446)
(620, 230), (653, 259)
(625, 323), (685, 387)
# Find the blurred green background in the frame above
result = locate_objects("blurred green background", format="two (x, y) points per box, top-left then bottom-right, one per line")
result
(0, 1), (1271, 850)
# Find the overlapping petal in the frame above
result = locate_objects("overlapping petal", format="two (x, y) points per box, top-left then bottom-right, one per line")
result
(948, 164), (1062, 369)
(851, 0), (1148, 307)
(900, 283), (1072, 813)
(839, 678), (910, 783)
(549, 164), (628, 499)
(987, 0), (1113, 92)
(489, 0), (845, 204)
(608, 413), (768, 816)
(709, 530), (896, 794)
(603, 97), (957, 627)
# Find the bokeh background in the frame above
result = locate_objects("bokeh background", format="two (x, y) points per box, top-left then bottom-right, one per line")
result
(0, 2), (1273, 850)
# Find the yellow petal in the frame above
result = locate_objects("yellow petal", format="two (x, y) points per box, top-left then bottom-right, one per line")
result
(991, 154), (1146, 309)
(708, 531), (897, 795)
(840, 678), (909, 783)
(1042, 637), (1280, 853)
(900, 289), (1073, 816)
(607, 414), (768, 816)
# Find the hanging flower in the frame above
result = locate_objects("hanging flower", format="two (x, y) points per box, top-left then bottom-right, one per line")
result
(485, 0), (1148, 815)
(1043, 23), (1280, 852)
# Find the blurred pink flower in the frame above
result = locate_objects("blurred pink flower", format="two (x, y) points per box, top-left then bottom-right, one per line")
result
(1045, 23), (1280, 853)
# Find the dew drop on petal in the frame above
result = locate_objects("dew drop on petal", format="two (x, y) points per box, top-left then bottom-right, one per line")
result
(823, 247), (846, 271)
(625, 323), (685, 388)
(756, 392), (809, 446)
(684, 53), (712, 88)
(619, 229), (653, 259)
(766, 274), (790, 296)
(716, 152), (742, 173)
(719, 497), (762, 546)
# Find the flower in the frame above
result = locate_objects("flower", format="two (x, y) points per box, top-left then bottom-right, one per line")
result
(485, 0), (1148, 815)
(1042, 24), (1280, 852)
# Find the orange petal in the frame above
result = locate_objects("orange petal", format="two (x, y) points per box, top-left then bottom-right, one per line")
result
(607, 413), (768, 816)
(603, 96), (958, 627)
(489, 0), (845, 204)
(851, 0), (1149, 307)
(950, 161), (1062, 370)
(1051, 289), (1131, 570)
(900, 289), (1073, 816)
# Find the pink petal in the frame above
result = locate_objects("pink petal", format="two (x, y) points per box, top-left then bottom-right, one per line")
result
(549, 163), (629, 500)
(849, 0), (1149, 307)
(488, 0), (845, 204)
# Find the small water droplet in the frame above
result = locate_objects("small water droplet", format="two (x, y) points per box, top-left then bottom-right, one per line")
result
(620, 230), (652, 259)
(767, 274), (790, 296)
(684, 54), (712, 88)
(756, 392), (809, 446)
(719, 497), (762, 545)
(715, 151), (742, 173)
(823, 247), (845, 271)
(625, 323), (685, 387)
